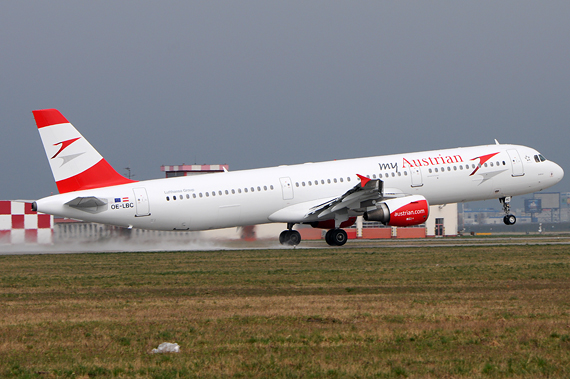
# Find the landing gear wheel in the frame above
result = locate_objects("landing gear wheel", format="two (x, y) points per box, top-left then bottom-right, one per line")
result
(279, 230), (288, 244)
(325, 229), (348, 246)
(499, 197), (517, 226)
(325, 229), (333, 245)
(503, 215), (517, 225)
(279, 230), (301, 246)
(288, 230), (301, 245)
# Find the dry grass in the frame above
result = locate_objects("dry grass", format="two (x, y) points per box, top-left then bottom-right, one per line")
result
(1, 244), (570, 378)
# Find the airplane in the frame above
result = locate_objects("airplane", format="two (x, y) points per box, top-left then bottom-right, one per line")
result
(31, 109), (564, 246)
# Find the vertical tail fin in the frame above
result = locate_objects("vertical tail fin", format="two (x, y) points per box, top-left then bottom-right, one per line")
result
(33, 109), (136, 193)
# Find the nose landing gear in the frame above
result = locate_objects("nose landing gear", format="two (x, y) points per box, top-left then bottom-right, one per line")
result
(500, 197), (517, 225)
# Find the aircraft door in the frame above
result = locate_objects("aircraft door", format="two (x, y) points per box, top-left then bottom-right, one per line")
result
(507, 149), (525, 177)
(133, 187), (151, 217)
(279, 177), (294, 200)
(410, 167), (423, 187)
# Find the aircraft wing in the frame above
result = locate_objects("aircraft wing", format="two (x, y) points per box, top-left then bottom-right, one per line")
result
(307, 175), (384, 220)
(269, 175), (400, 223)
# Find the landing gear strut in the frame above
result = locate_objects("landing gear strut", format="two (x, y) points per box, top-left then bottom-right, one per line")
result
(500, 197), (517, 225)
(279, 223), (301, 246)
(325, 229), (348, 246)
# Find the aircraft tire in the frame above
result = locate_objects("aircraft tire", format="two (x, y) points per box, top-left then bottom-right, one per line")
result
(288, 230), (301, 246)
(504, 214), (517, 225)
(279, 230), (301, 246)
(325, 229), (334, 246)
(279, 230), (289, 245)
(326, 229), (347, 246)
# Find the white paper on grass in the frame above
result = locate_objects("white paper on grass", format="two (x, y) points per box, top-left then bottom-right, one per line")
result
(151, 342), (180, 353)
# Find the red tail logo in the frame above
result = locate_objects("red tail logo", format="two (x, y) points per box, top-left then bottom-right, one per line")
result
(52, 137), (81, 159)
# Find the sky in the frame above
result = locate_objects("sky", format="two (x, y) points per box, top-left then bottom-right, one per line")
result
(1, 1), (569, 206)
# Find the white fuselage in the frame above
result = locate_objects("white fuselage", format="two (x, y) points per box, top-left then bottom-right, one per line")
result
(35, 144), (564, 231)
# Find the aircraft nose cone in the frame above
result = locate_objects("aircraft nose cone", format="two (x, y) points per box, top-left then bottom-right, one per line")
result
(551, 162), (564, 183)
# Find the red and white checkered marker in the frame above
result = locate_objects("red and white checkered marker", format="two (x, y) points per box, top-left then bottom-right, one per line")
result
(0, 201), (53, 244)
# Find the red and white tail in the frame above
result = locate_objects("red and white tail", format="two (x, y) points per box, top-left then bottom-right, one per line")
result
(33, 109), (136, 193)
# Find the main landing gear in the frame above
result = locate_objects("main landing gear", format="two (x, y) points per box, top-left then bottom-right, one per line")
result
(279, 223), (301, 246)
(278, 224), (349, 247)
(500, 196), (517, 225)
(325, 229), (348, 246)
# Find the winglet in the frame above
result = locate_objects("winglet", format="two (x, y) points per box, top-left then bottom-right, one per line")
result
(356, 174), (371, 187)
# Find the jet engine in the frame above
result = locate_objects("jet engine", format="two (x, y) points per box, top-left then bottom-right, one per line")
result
(363, 195), (429, 227)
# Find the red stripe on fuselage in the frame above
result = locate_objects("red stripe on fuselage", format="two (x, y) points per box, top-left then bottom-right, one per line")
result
(33, 109), (69, 128)
(55, 159), (137, 193)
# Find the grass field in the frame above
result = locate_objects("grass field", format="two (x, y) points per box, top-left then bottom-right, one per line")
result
(1, 243), (570, 378)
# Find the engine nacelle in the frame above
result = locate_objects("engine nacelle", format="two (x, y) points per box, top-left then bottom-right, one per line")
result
(363, 195), (429, 227)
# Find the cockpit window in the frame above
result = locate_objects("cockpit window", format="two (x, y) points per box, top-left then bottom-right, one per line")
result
(535, 154), (547, 162)
(534, 155), (540, 163)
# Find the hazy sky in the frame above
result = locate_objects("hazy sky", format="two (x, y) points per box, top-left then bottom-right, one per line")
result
(1, 1), (569, 203)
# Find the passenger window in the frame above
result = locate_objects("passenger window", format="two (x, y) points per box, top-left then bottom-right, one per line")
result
(257, 186), (261, 191)
(225, 190), (229, 195)
(327, 179), (331, 184)
(340, 178), (344, 182)
(263, 186), (267, 191)
(379, 173), (383, 178)
(244, 188), (248, 193)
(212, 192), (215, 196)
(193, 194), (197, 198)
(334, 178), (337, 183)
(186, 194), (190, 199)
(166, 196), (170, 201)
(484, 163), (488, 167)
(447, 167), (451, 171)
(270, 185), (274, 190)
(404, 171), (407, 176)
(302, 182), (306, 186)
(251, 187), (254, 192)
(231, 189), (235, 194)
(398, 172), (401, 176)
(173, 195), (177, 200)
(199, 193), (203, 198)
(453, 166), (457, 171)
(238, 189), (242, 194)
(435, 168), (438, 173)
(296, 182), (299, 187)
(205, 193), (209, 197)
(347, 177), (351, 182)
(308, 181), (312, 186)
(314, 181), (318, 186)
(321, 180), (325, 184)
(429, 169), (432, 173)
(391, 172), (395, 177)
